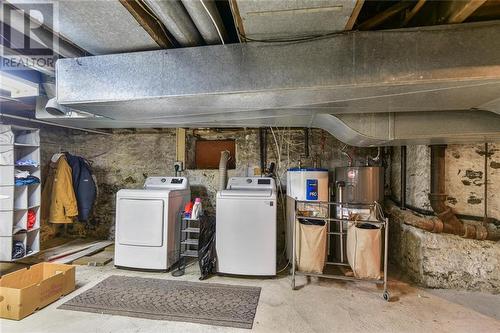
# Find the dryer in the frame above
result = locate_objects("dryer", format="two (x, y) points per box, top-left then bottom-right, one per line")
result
(216, 177), (276, 276)
(114, 177), (190, 271)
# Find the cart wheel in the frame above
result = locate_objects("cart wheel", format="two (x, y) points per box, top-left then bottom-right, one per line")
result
(383, 291), (390, 302)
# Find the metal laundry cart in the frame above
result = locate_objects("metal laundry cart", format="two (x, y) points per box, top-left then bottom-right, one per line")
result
(291, 200), (390, 301)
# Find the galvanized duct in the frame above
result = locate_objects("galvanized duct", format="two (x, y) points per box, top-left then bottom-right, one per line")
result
(181, 0), (227, 44)
(143, 0), (203, 46)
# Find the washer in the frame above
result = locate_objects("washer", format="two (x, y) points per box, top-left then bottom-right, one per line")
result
(114, 177), (190, 271)
(216, 177), (276, 276)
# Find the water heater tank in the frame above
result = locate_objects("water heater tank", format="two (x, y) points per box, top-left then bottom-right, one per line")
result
(286, 168), (329, 201)
(335, 167), (384, 204)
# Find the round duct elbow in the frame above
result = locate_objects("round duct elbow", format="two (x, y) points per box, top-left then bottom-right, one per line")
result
(45, 98), (70, 116)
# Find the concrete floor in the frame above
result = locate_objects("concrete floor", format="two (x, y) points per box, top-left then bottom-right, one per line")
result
(1, 263), (499, 333)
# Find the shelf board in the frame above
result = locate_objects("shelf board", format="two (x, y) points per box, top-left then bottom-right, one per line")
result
(12, 250), (40, 262)
(15, 164), (40, 168)
(14, 184), (40, 189)
(181, 239), (199, 246)
(181, 227), (200, 233)
(181, 250), (198, 258)
(14, 143), (39, 148)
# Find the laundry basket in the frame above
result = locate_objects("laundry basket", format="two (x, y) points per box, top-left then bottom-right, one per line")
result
(295, 218), (327, 274)
(346, 222), (382, 279)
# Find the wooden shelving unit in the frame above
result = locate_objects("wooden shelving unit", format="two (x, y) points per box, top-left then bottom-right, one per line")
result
(0, 125), (41, 261)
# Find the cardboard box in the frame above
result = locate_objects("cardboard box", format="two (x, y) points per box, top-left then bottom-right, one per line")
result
(0, 262), (75, 320)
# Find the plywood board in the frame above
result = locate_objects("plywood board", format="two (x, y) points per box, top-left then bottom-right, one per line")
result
(51, 241), (114, 264)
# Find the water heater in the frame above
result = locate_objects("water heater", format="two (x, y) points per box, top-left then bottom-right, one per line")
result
(286, 168), (329, 201)
(335, 167), (384, 204)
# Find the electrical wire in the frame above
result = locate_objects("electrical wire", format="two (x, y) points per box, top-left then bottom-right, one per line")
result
(136, 0), (176, 47)
(199, 0), (225, 45)
(239, 29), (350, 44)
(276, 261), (290, 274)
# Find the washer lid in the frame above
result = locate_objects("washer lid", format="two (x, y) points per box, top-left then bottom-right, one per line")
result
(219, 189), (272, 198)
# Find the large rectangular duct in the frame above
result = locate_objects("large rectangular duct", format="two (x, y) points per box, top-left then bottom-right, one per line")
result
(43, 22), (500, 146)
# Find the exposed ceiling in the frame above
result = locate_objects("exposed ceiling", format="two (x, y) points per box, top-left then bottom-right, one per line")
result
(48, 0), (160, 54)
(231, 0), (358, 41)
(2, 0), (500, 146)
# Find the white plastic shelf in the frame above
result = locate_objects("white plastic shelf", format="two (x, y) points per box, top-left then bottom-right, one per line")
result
(0, 125), (40, 262)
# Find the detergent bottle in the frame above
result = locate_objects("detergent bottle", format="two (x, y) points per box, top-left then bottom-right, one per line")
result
(184, 201), (194, 218)
(191, 198), (202, 219)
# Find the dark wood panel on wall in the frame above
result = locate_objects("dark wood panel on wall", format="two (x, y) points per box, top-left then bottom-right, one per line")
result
(195, 139), (236, 169)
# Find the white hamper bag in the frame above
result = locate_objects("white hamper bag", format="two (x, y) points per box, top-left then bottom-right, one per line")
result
(347, 222), (382, 279)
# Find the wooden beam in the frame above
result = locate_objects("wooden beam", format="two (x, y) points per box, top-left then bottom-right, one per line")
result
(119, 0), (177, 48)
(357, 1), (412, 30)
(441, 0), (487, 23)
(467, 0), (500, 20)
(229, 0), (246, 42)
(402, 0), (426, 26)
(176, 128), (186, 167)
(345, 0), (365, 30)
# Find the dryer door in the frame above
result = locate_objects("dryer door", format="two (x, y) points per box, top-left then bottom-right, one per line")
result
(117, 198), (164, 247)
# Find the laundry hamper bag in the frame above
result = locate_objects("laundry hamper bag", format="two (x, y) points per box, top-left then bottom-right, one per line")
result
(346, 222), (382, 279)
(295, 218), (327, 274)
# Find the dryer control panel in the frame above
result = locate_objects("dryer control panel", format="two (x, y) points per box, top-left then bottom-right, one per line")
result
(144, 177), (189, 190)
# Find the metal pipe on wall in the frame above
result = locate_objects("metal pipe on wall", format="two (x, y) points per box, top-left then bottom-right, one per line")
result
(181, 0), (227, 44)
(259, 128), (267, 175)
(400, 146), (406, 210)
(142, 0), (203, 47)
(304, 128), (309, 158)
(484, 142), (488, 225)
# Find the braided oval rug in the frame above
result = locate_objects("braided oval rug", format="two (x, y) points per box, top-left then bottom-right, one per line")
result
(59, 275), (261, 329)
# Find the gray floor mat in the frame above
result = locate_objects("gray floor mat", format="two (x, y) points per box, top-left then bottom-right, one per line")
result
(59, 275), (261, 329)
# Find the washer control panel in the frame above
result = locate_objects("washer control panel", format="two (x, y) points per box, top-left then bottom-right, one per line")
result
(227, 177), (275, 190)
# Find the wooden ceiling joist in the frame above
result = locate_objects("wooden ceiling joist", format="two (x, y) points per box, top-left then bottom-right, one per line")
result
(119, 0), (177, 48)
(402, 0), (426, 26)
(440, 0), (487, 23)
(467, 0), (500, 21)
(357, 1), (413, 30)
(345, 0), (365, 30)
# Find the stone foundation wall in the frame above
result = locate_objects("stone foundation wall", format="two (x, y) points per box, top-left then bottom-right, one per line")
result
(386, 202), (500, 292)
(39, 127), (377, 243)
(390, 144), (500, 222)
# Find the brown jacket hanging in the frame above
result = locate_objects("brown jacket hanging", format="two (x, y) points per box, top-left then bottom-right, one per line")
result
(41, 155), (78, 224)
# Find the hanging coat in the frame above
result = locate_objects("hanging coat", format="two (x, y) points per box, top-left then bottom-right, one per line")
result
(65, 153), (97, 222)
(41, 155), (78, 224)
